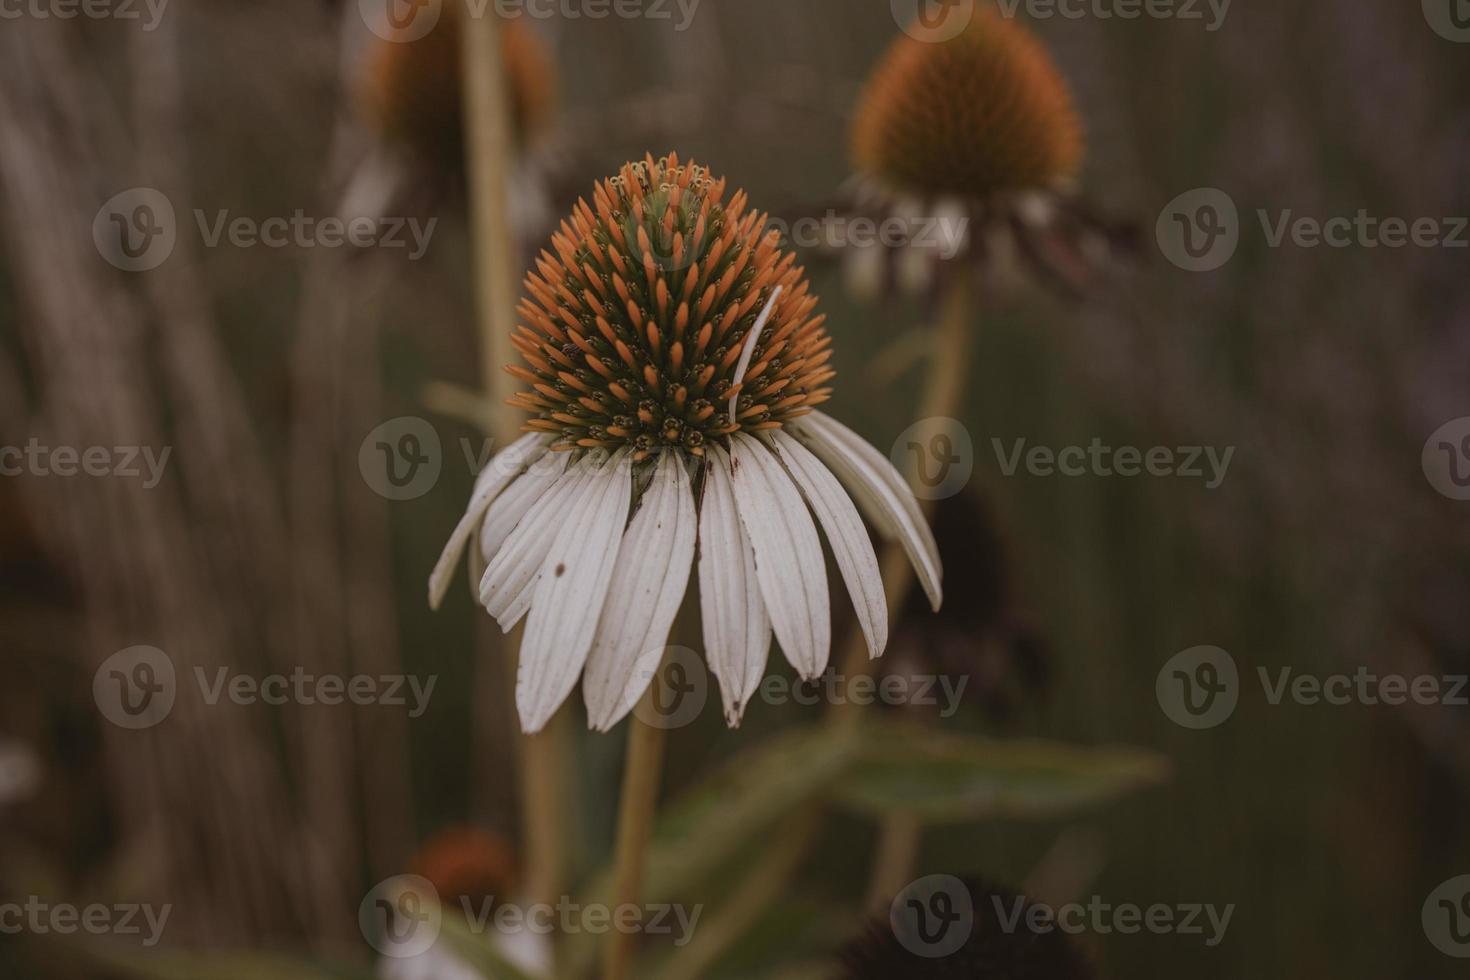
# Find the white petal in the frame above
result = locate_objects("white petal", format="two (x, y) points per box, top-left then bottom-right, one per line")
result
(791, 411), (943, 611)
(480, 450), (570, 563)
(428, 432), (549, 610)
(479, 455), (596, 624)
(698, 443), (772, 725)
(517, 451), (633, 734)
(767, 429), (888, 658)
(727, 433), (830, 680)
(582, 452), (698, 732)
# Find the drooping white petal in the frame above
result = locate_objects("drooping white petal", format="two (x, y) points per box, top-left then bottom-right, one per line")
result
(583, 452), (698, 732)
(698, 444), (772, 726)
(726, 433), (830, 680)
(791, 411), (943, 611)
(517, 451), (633, 734)
(767, 429), (888, 658)
(479, 455), (596, 624)
(480, 450), (570, 563)
(428, 432), (549, 610)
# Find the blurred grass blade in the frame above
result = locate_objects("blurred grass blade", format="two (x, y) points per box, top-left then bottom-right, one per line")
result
(833, 722), (1170, 823)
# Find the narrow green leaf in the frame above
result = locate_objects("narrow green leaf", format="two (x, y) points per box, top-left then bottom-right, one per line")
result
(833, 722), (1171, 823)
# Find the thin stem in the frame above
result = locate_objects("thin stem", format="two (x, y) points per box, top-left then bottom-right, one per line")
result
(603, 708), (669, 980)
(459, 0), (566, 920)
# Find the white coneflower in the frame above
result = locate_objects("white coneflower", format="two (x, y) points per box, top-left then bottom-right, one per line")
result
(430, 153), (941, 734)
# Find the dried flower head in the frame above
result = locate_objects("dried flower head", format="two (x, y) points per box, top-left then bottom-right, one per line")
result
(828, 14), (1132, 301)
(361, 11), (556, 168)
(505, 154), (834, 457)
(431, 155), (943, 734)
(852, 11), (1083, 200)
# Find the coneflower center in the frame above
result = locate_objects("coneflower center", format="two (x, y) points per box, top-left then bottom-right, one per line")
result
(507, 154), (835, 460)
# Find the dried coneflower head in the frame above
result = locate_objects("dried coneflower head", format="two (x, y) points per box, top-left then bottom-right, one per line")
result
(361, 10), (556, 169)
(838, 879), (1095, 980)
(852, 11), (1082, 200)
(506, 153), (834, 457)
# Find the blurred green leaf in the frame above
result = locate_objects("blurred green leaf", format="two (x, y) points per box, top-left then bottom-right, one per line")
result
(833, 722), (1171, 823)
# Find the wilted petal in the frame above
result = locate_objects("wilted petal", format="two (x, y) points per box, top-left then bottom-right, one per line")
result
(768, 429), (888, 658)
(428, 432), (549, 610)
(517, 451), (633, 734)
(699, 443), (772, 726)
(791, 411), (942, 611)
(583, 452), (698, 732)
(727, 433), (830, 680)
